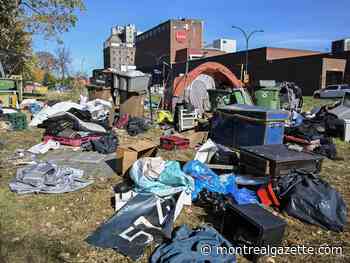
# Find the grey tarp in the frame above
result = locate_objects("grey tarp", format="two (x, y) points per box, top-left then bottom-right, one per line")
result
(9, 161), (94, 194)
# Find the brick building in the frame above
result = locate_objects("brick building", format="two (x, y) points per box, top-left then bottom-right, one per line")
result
(103, 25), (136, 71)
(171, 47), (348, 95)
(135, 19), (205, 70)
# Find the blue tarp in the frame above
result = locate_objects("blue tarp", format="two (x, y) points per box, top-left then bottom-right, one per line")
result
(183, 160), (258, 205)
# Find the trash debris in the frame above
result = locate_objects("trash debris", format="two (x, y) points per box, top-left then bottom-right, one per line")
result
(157, 110), (173, 124)
(160, 135), (190, 151)
(9, 161), (93, 194)
(240, 144), (324, 177)
(27, 139), (60, 154)
(116, 139), (159, 175)
(274, 170), (347, 232)
(114, 181), (137, 211)
(211, 104), (288, 147)
(82, 132), (118, 154)
(150, 224), (236, 263)
(126, 117), (151, 136)
(194, 139), (218, 163)
(86, 193), (178, 260)
(183, 160), (258, 204)
(130, 158), (194, 197)
(222, 203), (286, 256)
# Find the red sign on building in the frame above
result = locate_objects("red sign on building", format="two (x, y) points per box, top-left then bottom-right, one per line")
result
(175, 30), (187, 43)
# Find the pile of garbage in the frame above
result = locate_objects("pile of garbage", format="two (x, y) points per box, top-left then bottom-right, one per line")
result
(29, 98), (118, 155)
(2, 85), (349, 262)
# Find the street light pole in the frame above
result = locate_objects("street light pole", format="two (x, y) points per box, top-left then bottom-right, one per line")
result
(232, 26), (264, 80)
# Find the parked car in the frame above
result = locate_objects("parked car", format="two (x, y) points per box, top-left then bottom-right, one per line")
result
(313, 84), (350, 99)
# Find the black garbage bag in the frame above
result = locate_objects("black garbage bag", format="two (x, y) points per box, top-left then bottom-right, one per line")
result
(314, 137), (337, 160)
(274, 170), (347, 232)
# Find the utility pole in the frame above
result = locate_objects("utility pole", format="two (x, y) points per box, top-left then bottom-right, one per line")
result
(185, 21), (193, 76)
(232, 26), (264, 83)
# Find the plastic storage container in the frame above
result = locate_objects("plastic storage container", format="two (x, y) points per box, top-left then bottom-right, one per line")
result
(4, 112), (27, 130)
(255, 87), (281, 110)
(118, 73), (151, 93)
(210, 104), (288, 148)
(231, 88), (253, 105)
(208, 89), (232, 111)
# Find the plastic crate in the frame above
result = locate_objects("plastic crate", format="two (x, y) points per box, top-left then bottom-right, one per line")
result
(160, 136), (190, 151)
(4, 112), (27, 130)
(43, 134), (102, 147)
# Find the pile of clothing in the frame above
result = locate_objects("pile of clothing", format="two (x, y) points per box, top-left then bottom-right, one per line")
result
(114, 114), (151, 136)
(285, 105), (339, 160)
(151, 225), (236, 263)
(30, 100), (118, 154)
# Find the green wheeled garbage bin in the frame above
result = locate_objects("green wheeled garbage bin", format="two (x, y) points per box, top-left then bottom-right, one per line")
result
(255, 88), (281, 110)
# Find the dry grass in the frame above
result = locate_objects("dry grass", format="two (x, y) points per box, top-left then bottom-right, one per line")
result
(0, 97), (349, 262)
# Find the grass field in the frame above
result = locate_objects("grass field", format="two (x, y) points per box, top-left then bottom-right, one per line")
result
(0, 96), (349, 262)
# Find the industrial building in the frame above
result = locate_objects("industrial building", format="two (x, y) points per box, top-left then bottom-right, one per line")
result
(103, 24), (137, 71)
(209, 39), (237, 53)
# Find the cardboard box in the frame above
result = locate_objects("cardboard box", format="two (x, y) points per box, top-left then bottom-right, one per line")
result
(178, 131), (209, 148)
(119, 90), (145, 117)
(116, 139), (159, 175)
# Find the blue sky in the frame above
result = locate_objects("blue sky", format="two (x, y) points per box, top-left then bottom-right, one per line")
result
(33, 0), (350, 75)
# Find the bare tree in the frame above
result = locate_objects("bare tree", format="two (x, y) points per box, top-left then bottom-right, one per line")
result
(55, 46), (72, 83)
(36, 51), (57, 73)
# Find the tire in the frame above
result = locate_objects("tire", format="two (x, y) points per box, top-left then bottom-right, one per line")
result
(314, 94), (320, 99)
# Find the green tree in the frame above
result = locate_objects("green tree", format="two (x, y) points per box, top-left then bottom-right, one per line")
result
(0, 0), (85, 76)
(15, 0), (86, 38)
(0, 1), (31, 75)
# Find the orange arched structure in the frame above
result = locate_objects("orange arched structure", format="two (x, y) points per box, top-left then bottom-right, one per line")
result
(173, 62), (243, 97)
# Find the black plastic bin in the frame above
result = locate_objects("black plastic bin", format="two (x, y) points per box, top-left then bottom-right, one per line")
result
(222, 203), (286, 249)
(239, 144), (324, 177)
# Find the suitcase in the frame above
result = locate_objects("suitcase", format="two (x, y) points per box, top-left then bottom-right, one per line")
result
(240, 144), (324, 178)
(222, 203), (286, 249)
(160, 136), (190, 151)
